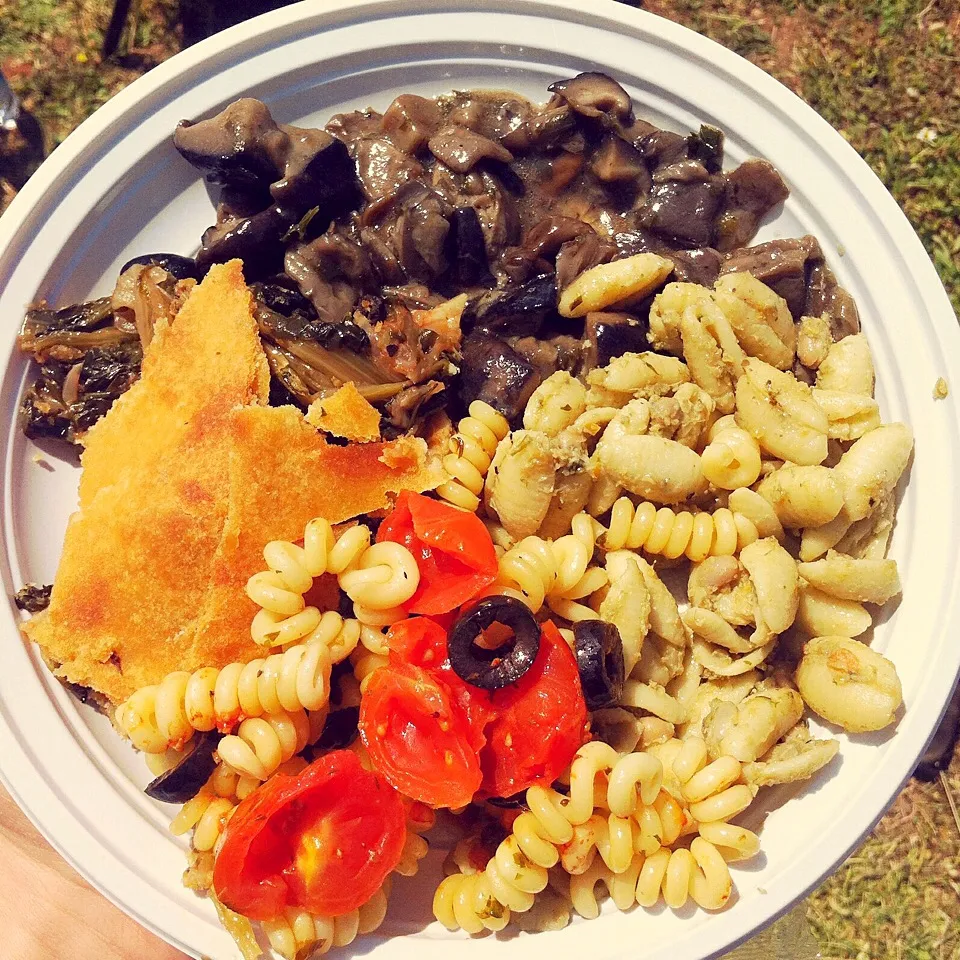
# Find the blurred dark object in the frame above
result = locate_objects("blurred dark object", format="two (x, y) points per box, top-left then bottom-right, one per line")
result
(914, 679), (960, 781)
(0, 68), (21, 132)
(180, 0), (300, 45)
(104, 0), (301, 57)
(0, 105), (46, 199)
(102, 0), (135, 59)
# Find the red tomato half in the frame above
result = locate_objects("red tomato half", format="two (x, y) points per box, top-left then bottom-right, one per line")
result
(359, 660), (482, 808)
(479, 621), (589, 798)
(385, 617), (493, 751)
(213, 750), (405, 921)
(377, 492), (498, 615)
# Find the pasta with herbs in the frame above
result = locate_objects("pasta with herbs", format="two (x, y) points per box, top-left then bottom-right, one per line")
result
(114, 622), (356, 752)
(599, 498), (757, 561)
(264, 889), (391, 960)
(246, 519), (419, 650)
(436, 401), (511, 512)
(218, 709), (324, 781)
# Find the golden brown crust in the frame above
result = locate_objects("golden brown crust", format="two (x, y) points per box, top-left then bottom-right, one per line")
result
(189, 405), (445, 664)
(24, 262), (270, 703)
(306, 383), (382, 442)
(77, 260), (269, 506)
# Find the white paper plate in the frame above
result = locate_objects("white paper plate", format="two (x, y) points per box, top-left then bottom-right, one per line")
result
(1, 1), (958, 958)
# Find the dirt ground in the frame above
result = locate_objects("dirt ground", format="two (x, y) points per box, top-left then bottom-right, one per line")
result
(1, 1), (959, 957)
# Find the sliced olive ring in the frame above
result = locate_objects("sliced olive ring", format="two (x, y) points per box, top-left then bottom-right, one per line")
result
(573, 619), (625, 710)
(144, 730), (220, 804)
(448, 596), (541, 691)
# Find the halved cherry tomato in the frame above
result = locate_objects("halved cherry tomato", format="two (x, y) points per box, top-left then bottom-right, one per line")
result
(385, 617), (493, 751)
(213, 750), (405, 921)
(359, 660), (482, 808)
(377, 492), (498, 615)
(479, 620), (589, 798)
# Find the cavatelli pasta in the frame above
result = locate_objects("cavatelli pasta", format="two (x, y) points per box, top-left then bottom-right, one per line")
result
(115, 619), (359, 753)
(436, 401), (510, 512)
(599, 497), (758, 561)
(700, 421), (762, 490)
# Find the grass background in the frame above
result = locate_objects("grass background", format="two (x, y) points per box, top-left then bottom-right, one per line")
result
(1, 1), (958, 957)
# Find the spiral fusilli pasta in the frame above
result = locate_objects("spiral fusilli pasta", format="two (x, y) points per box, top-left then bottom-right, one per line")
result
(599, 498), (758, 562)
(569, 835), (733, 915)
(436, 401), (510, 512)
(434, 735), (763, 931)
(264, 885), (391, 960)
(246, 518), (419, 649)
(495, 522), (607, 615)
(433, 742), (685, 932)
(115, 618), (358, 753)
(217, 709), (324, 781)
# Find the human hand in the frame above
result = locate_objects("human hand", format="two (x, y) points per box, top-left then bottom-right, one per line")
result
(0, 785), (189, 960)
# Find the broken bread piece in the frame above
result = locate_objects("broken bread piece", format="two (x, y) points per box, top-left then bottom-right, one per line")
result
(306, 382), (382, 442)
(23, 261), (270, 702)
(77, 259), (269, 507)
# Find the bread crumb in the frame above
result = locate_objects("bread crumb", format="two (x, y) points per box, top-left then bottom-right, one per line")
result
(934, 377), (949, 400)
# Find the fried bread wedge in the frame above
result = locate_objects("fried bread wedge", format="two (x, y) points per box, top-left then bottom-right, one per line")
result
(23, 261), (269, 702)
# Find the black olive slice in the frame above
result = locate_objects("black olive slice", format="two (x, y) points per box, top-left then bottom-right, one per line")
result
(316, 706), (360, 750)
(448, 596), (541, 691)
(573, 620), (625, 710)
(144, 730), (220, 804)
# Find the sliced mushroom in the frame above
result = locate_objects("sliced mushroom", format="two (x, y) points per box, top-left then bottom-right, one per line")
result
(589, 134), (650, 187)
(715, 159), (789, 252)
(720, 236), (821, 320)
(459, 332), (540, 423)
(445, 206), (495, 287)
(637, 169), (726, 249)
(428, 125), (513, 174)
(354, 137), (425, 202)
(381, 94), (442, 154)
(284, 229), (374, 324)
(173, 98), (280, 188)
(548, 72), (633, 121)
(464, 273), (557, 337)
(583, 311), (650, 369)
(197, 203), (298, 275)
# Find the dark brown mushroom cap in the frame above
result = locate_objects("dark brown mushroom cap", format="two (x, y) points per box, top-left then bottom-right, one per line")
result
(548, 72), (633, 121)
(590, 134), (649, 185)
